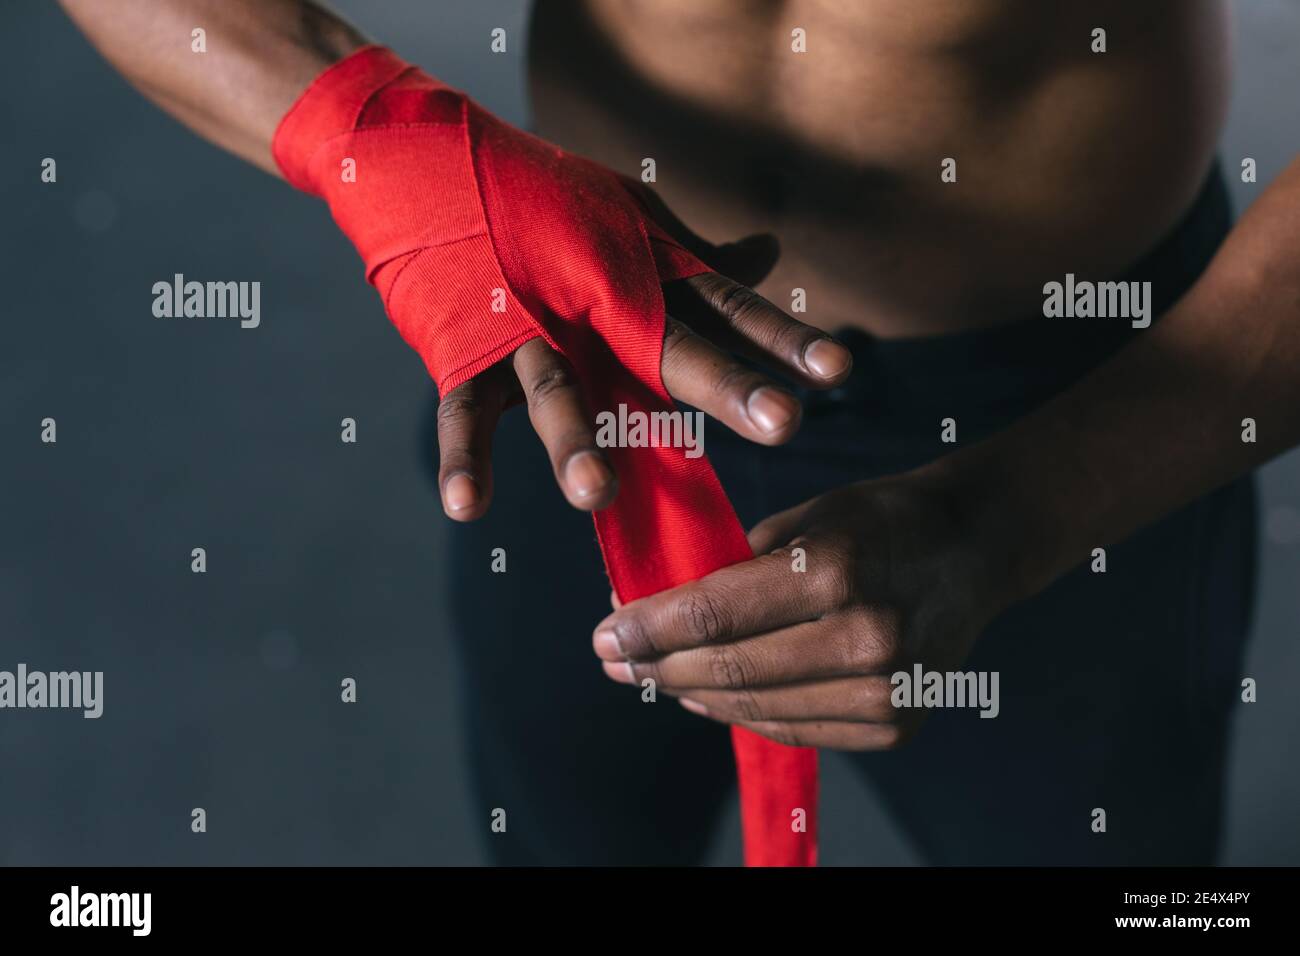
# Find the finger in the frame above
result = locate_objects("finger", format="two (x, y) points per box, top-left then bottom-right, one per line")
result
(746, 497), (819, 555)
(512, 338), (617, 511)
(610, 590), (623, 611)
(670, 676), (896, 724)
(435, 377), (502, 521)
(592, 548), (850, 661)
(735, 719), (906, 751)
(601, 612), (898, 690)
(660, 318), (802, 445)
(664, 273), (852, 387)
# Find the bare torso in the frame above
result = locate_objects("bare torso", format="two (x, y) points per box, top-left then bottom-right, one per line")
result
(528, 0), (1230, 336)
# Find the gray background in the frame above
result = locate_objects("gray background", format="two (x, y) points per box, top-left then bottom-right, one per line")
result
(1, 0), (1296, 866)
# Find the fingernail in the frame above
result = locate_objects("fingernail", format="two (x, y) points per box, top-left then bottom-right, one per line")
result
(679, 698), (709, 716)
(602, 661), (635, 685)
(593, 629), (625, 662)
(565, 451), (612, 499)
(444, 473), (478, 511)
(747, 387), (797, 434)
(804, 338), (851, 379)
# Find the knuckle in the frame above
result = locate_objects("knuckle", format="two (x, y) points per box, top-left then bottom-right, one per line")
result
(692, 271), (730, 304)
(527, 363), (577, 407)
(707, 645), (758, 690)
(714, 282), (762, 324)
(843, 616), (893, 671)
(677, 588), (730, 645)
(662, 319), (694, 353)
(659, 321), (698, 379)
(728, 689), (764, 723)
(841, 627), (877, 672)
(810, 554), (856, 607)
(436, 391), (482, 426)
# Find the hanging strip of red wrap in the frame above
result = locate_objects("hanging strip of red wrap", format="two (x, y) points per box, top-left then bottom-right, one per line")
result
(274, 46), (818, 866)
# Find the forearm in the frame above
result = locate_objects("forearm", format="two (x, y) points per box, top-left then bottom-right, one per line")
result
(57, 0), (368, 174)
(941, 156), (1300, 607)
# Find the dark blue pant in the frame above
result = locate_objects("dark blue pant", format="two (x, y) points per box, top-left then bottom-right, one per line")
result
(434, 163), (1257, 864)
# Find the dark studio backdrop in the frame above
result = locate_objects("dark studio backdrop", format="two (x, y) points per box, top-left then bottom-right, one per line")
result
(1, 0), (1297, 865)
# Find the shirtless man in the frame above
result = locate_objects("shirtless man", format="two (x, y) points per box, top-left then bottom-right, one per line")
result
(58, 0), (1300, 864)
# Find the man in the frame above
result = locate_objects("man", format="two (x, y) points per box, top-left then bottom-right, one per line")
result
(58, 0), (1298, 864)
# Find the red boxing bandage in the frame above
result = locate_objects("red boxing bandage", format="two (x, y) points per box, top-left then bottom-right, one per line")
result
(273, 45), (818, 866)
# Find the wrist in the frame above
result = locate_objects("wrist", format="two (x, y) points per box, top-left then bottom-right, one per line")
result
(912, 446), (1068, 618)
(272, 45), (417, 192)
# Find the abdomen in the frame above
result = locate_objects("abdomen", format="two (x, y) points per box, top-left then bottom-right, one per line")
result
(528, 0), (1231, 335)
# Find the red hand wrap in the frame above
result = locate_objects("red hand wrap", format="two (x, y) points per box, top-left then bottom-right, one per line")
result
(273, 45), (818, 866)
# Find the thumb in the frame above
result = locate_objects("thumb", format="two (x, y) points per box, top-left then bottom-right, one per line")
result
(746, 496), (815, 556)
(621, 176), (780, 285)
(706, 232), (780, 288)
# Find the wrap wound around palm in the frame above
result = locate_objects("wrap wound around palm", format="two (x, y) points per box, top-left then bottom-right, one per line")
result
(273, 46), (850, 516)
